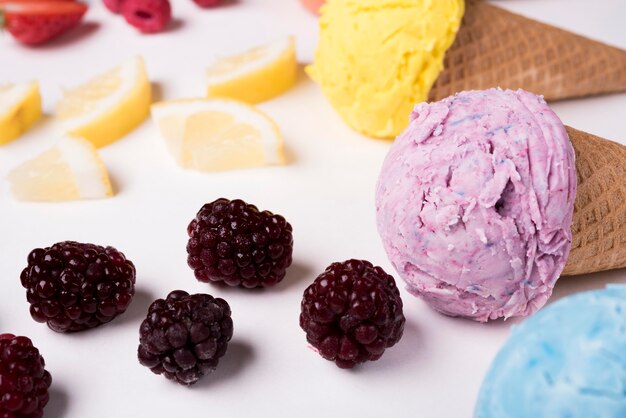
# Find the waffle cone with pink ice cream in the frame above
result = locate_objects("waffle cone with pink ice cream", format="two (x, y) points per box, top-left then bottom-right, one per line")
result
(375, 88), (626, 322)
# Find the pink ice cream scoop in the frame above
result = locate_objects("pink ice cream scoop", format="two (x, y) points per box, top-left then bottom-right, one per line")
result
(375, 89), (577, 322)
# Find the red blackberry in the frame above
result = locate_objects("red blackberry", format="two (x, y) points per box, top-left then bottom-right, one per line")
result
(122, 0), (171, 34)
(192, 0), (222, 7)
(300, 259), (405, 369)
(187, 198), (294, 288)
(138, 290), (233, 385)
(0, 334), (52, 418)
(103, 0), (126, 13)
(20, 241), (136, 333)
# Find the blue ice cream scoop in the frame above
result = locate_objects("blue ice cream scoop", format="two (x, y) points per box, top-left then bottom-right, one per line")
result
(475, 285), (626, 418)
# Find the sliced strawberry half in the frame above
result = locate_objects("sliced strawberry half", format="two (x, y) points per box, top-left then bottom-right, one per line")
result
(0, 1), (88, 45)
(0, 0), (76, 3)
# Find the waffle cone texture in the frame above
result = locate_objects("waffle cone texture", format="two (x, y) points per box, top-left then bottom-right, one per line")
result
(429, 0), (626, 102)
(564, 127), (626, 276)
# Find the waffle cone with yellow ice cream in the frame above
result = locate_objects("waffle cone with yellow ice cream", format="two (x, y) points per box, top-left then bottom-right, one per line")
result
(564, 127), (626, 276)
(307, 0), (626, 139)
(429, 1), (626, 103)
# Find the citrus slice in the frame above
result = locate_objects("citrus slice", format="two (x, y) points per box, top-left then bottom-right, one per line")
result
(0, 81), (42, 145)
(56, 57), (151, 148)
(151, 98), (285, 172)
(8, 136), (113, 202)
(205, 37), (297, 104)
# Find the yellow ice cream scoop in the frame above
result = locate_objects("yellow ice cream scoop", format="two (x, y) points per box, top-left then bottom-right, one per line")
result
(307, 0), (464, 139)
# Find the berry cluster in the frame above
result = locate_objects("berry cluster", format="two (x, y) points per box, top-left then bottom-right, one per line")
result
(20, 241), (136, 333)
(187, 198), (294, 288)
(300, 259), (405, 368)
(9, 195), (405, 407)
(0, 334), (52, 418)
(137, 290), (233, 385)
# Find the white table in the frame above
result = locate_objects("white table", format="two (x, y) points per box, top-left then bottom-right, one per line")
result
(1, 1), (625, 416)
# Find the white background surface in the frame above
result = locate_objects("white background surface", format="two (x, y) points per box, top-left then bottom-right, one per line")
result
(1, 1), (625, 417)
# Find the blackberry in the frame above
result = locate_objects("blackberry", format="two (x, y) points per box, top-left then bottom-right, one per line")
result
(0, 334), (52, 418)
(187, 198), (293, 288)
(300, 259), (405, 369)
(20, 241), (136, 333)
(137, 290), (233, 385)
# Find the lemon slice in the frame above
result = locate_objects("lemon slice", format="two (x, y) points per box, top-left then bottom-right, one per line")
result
(206, 37), (297, 104)
(151, 98), (285, 172)
(56, 57), (151, 148)
(0, 81), (42, 145)
(8, 136), (113, 202)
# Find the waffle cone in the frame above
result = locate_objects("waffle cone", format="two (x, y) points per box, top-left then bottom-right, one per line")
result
(429, 0), (626, 102)
(563, 126), (626, 276)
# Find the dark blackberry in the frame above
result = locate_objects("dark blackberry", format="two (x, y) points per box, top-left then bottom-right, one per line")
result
(0, 334), (52, 418)
(187, 198), (294, 288)
(20, 241), (136, 333)
(137, 290), (233, 385)
(300, 259), (405, 369)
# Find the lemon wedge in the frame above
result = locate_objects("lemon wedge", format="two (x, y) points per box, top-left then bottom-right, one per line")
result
(151, 98), (285, 172)
(0, 81), (42, 145)
(56, 57), (151, 148)
(8, 136), (113, 202)
(206, 37), (297, 104)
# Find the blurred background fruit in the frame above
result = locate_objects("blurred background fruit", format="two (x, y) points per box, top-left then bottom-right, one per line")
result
(0, 81), (41, 145)
(0, 0), (87, 45)
(121, 0), (171, 33)
(193, 0), (222, 8)
(300, 0), (323, 14)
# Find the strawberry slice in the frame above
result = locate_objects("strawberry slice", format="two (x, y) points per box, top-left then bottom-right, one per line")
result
(0, 1), (88, 45)
(0, 0), (76, 3)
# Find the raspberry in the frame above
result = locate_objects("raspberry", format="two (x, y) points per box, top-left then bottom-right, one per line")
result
(187, 198), (294, 288)
(0, 334), (52, 418)
(192, 0), (222, 7)
(20, 241), (136, 333)
(122, 0), (171, 34)
(300, 259), (405, 368)
(137, 290), (233, 385)
(103, 0), (125, 13)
